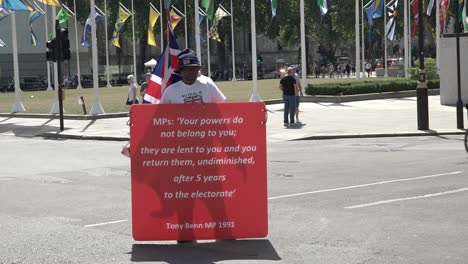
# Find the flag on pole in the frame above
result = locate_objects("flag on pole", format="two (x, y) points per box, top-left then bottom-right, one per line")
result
(0, 0), (34, 11)
(427, 0), (435, 16)
(170, 8), (183, 29)
(147, 3), (160, 46)
(439, 0), (449, 33)
(271, 0), (277, 17)
(201, 0), (214, 20)
(364, 1), (375, 44)
(317, 0), (328, 16)
(463, 2), (468, 32)
(0, 7), (10, 21)
(111, 3), (131, 48)
(208, 6), (228, 42)
(411, 0), (419, 37)
(385, 0), (398, 40)
(373, 0), (384, 18)
(198, 8), (206, 25)
(56, 7), (71, 25)
(29, 10), (41, 46)
(82, 8), (104, 47)
(143, 27), (181, 104)
(0, 37), (6, 47)
(36, 0), (60, 7)
(458, 0), (464, 22)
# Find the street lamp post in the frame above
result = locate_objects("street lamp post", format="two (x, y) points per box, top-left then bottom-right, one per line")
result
(416, 0), (429, 130)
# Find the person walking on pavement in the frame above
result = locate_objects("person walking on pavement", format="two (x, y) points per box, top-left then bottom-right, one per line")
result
(279, 67), (298, 127)
(291, 67), (304, 123)
(126, 75), (139, 105)
(365, 62), (372, 77)
(139, 72), (151, 97)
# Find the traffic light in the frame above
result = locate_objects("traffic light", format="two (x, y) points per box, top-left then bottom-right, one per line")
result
(257, 55), (263, 63)
(46, 38), (58, 62)
(58, 28), (71, 61)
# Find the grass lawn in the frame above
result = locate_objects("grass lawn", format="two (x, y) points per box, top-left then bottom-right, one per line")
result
(0, 77), (400, 114)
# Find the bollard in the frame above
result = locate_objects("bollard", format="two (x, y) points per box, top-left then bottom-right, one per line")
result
(78, 96), (87, 115)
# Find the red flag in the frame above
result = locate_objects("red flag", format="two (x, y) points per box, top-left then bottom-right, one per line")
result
(411, 0), (419, 38)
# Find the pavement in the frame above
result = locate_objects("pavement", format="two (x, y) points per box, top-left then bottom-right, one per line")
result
(0, 94), (466, 142)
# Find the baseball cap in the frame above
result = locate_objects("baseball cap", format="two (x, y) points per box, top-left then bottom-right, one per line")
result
(178, 48), (201, 68)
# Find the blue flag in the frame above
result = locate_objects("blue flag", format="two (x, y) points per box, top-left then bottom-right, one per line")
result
(29, 11), (42, 46)
(373, 0), (384, 19)
(0, 0), (34, 11)
(81, 10), (103, 47)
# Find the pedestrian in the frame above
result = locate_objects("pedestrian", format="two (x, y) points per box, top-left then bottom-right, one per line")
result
(291, 67), (304, 123)
(345, 63), (351, 78)
(279, 67), (298, 127)
(140, 72), (151, 97)
(365, 62), (372, 77)
(161, 49), (226, 104)
(126, 75), (139, 105)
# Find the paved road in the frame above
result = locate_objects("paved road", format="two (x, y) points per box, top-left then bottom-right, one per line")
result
(1, 135), (468, 263)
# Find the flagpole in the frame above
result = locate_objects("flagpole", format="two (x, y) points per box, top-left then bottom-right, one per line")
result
(44, 6), (53, 90)
(362, 0), (366, 78)
(356, 0), (361, 79)
(160, 0), (163, 54)
(89, 0), (105, 115)
(184, 0), (188, 48)
(230, 0), (236, 81)
(300, 0), (306, 88)
(249, 0), (260, 102)
(206, 18), (211, 77)
(195, 1), (201, 63)
(11, 12), (25, 113)
(436, 0), (440, 70)
(408, 1), (412, 75)
(72, 0), (83, 89)
(384, 0), (388, 77)
(131, 0), (137, 84)
(104, 0), (111, 88)
(404, 0), (409, 77)
(50, 6), (61, 114)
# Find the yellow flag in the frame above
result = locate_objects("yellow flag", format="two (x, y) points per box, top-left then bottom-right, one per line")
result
(147, 4), (160, 47)
(170, 9), (183, 29)
(111, 4), (132, 48)
(38, 0), (61, 7)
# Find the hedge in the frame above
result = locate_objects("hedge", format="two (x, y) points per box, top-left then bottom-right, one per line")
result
(305, 79), (440, 96)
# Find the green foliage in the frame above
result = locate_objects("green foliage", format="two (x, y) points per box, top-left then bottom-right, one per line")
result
(409, 57), (440, 80)
(306, 79), (440, 96)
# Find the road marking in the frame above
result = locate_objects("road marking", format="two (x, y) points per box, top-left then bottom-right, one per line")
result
(268, 171), (462, 200)
(85, 220), (128, 227)
(345, 187), (468, 209)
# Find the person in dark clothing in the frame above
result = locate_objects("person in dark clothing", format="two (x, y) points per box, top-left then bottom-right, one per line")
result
(279, 67), (298, 127)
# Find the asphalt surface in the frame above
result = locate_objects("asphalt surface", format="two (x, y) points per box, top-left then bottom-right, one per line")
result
(1, 136), (468, 263)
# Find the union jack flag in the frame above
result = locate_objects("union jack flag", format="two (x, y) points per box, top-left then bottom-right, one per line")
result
(143, 19), (181, 104)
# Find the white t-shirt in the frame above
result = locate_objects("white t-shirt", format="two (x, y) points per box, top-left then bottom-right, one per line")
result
(128, 82), (138, 102)
(160, 75), (226, 104)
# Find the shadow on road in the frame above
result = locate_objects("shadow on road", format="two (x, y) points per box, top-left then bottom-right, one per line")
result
(130, 239), (281, 263)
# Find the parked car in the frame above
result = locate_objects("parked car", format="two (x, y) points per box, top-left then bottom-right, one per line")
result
(71, 75), (108, 88)
(6, 76), (48, 92)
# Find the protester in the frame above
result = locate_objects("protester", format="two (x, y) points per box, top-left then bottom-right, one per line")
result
(161, 48), (226, 244)
(279, 67), (298, 127)
(161, 49), (226, 104)
(126, 75), (138, 105)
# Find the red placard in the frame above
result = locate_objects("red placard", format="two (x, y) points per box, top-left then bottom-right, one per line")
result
(129, 102), (268, 241)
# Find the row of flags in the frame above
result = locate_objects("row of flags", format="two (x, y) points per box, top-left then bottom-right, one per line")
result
(363, 0), (467, 45)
